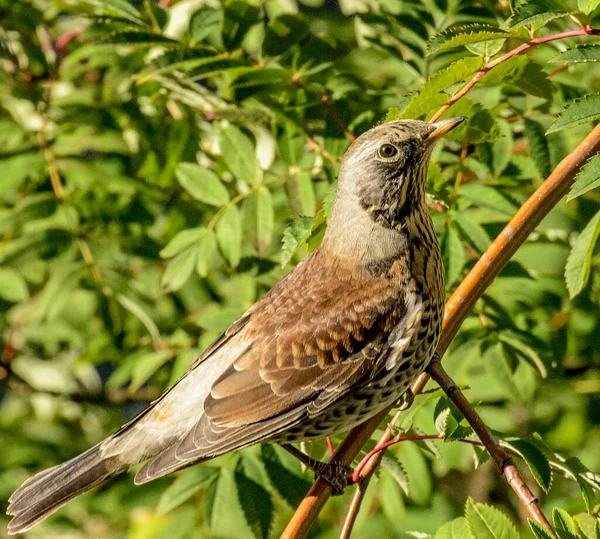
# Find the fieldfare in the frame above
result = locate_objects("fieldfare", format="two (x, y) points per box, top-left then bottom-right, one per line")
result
(7, 116), (464, 534)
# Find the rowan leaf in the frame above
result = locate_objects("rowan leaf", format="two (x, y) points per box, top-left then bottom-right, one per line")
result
(176, 163), (230, 207)
(567, 154), (600, 200)
(465, 498), (520, 539)
(529, 520), (557, 539)
(505, 439), (552, 492)
(235, 460), (273, 539)
(216, 205), (242, 268)
(156, 466), (220, 516)
(524, 118), (551, 178)
(548, 94), (600, 134)
(508, 0), (569, 28)
(578, 0), (600, 14)
(220, 124), (262, 185)
(400, 57), (483, 120)
(551, 45), (600, 63)
(428, 24), (511, 55)
(381, 455), (410, 496)
(280, 216), (314, 267)
(0, 268), (29, 302)
(564, 210), (600, 298)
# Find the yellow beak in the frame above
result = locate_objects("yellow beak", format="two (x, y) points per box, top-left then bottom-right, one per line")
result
(427, 116), (466, 143)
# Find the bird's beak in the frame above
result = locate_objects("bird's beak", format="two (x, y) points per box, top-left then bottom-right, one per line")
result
(426, 116), (466, 143)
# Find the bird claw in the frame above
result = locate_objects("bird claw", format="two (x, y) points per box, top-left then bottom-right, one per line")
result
(314, 461), (354, 495)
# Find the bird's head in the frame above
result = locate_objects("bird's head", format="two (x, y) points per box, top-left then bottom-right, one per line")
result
(323, 117), (464, 262)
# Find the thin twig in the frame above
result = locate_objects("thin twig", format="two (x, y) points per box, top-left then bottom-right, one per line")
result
(428, 360), (556, 535)
(430, 26), (600, 122)
(281, 122), (600, 539)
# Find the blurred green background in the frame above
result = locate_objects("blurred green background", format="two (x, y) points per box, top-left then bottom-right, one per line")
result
(0, 0), (599, 537)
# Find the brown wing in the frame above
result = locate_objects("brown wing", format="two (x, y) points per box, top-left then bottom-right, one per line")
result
(135, 249), (411, 483)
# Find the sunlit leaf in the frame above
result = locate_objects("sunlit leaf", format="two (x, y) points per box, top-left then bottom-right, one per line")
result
(508, 0), (569, 28)
(176, 163), (229, 206)
(565, 210), (600, 298)
(465, 498), (520, 539)
(548, 94), (600, 134)
(216, 205), (242, 268)
(567, 154), (600, 200)
(428, 24), (511, 54)
(551, 45), (600, 63)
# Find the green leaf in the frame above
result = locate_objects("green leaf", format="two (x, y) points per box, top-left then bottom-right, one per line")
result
(399, 93), (449, 121)
(483, 57), (552, 100)
(508, 0), (569, 28)
(222, 1), (262, 50)
(400, 57), (483, 120)
(529, 520), (557, 539)
(465, 498), (520, 539)
(497, 334), (548, 378)
(381, 455), (410, 496)
(553, 507), (578, 539)
(130, 350), (172, 392)
(102, 30), (179, 46)
(436, 517), (474, 539)
(235, 460), (273, 539)
(255, 187), (274, 255)
(263, 14), (310, 56)
(524, 118), (551, 178)
(156, 465), (220, 516)
(567, 154), (600, 201)
(160, 228), (206, 259)
(551, 45), (600, 63)
(216, 205), (242, 268)
(454, 214), (491, 253)
(564, 210), (600, 298)
(578, 0), (600, 14)
(0, 268), (29, 302)
(563, 457), (597, 513)
(161, 246), (197, 292)
(280, 216), (314, 267)
(97, 0), (143, 22)
(260, 445), (312, 508)
(437, 98), (501, 143)
(189, 8), (222, 42)
(220, 124), (261, 185)
(196, 229), (217, 278)
(428, 24), (511, 55)
(176, 163), (229, 207)
(548, 94), (600, 134)
(459, 184), (517, 215)
(398, 441), (432, 505)
(444, 225), (466, 288)
(506, 439), (552, 493)
(486, 343), (521, 402)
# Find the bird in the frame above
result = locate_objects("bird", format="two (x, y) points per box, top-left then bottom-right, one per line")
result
(7, 116), (464, 534)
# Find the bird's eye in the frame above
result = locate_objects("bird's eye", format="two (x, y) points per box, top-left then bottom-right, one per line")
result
(378, 143), (398, 159)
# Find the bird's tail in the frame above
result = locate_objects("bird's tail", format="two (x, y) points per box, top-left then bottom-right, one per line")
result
(7, 443), (127, 535)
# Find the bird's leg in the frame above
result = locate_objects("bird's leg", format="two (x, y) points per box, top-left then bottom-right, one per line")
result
(398, 387), (414, 411)
(280, 444), (353, 495)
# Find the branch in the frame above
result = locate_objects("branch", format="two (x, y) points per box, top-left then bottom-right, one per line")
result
(428, 360), (555, 535)
(281, 119), (600, 539)
(431, 26), (600, 122)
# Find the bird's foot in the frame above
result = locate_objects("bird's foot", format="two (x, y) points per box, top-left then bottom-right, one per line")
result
(280, 444), (353, 495)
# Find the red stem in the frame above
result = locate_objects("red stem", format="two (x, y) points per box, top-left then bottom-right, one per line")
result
(431, 27), (600, 122)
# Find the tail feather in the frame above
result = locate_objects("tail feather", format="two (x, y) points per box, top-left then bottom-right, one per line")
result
(7, 444), (125, 535)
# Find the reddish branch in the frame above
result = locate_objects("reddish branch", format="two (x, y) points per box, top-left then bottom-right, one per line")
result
(282, 23), (600, 536)
(430, 26), (600, 122)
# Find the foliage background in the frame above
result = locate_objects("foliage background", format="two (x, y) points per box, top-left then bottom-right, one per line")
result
(0, 0), (599, 537)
